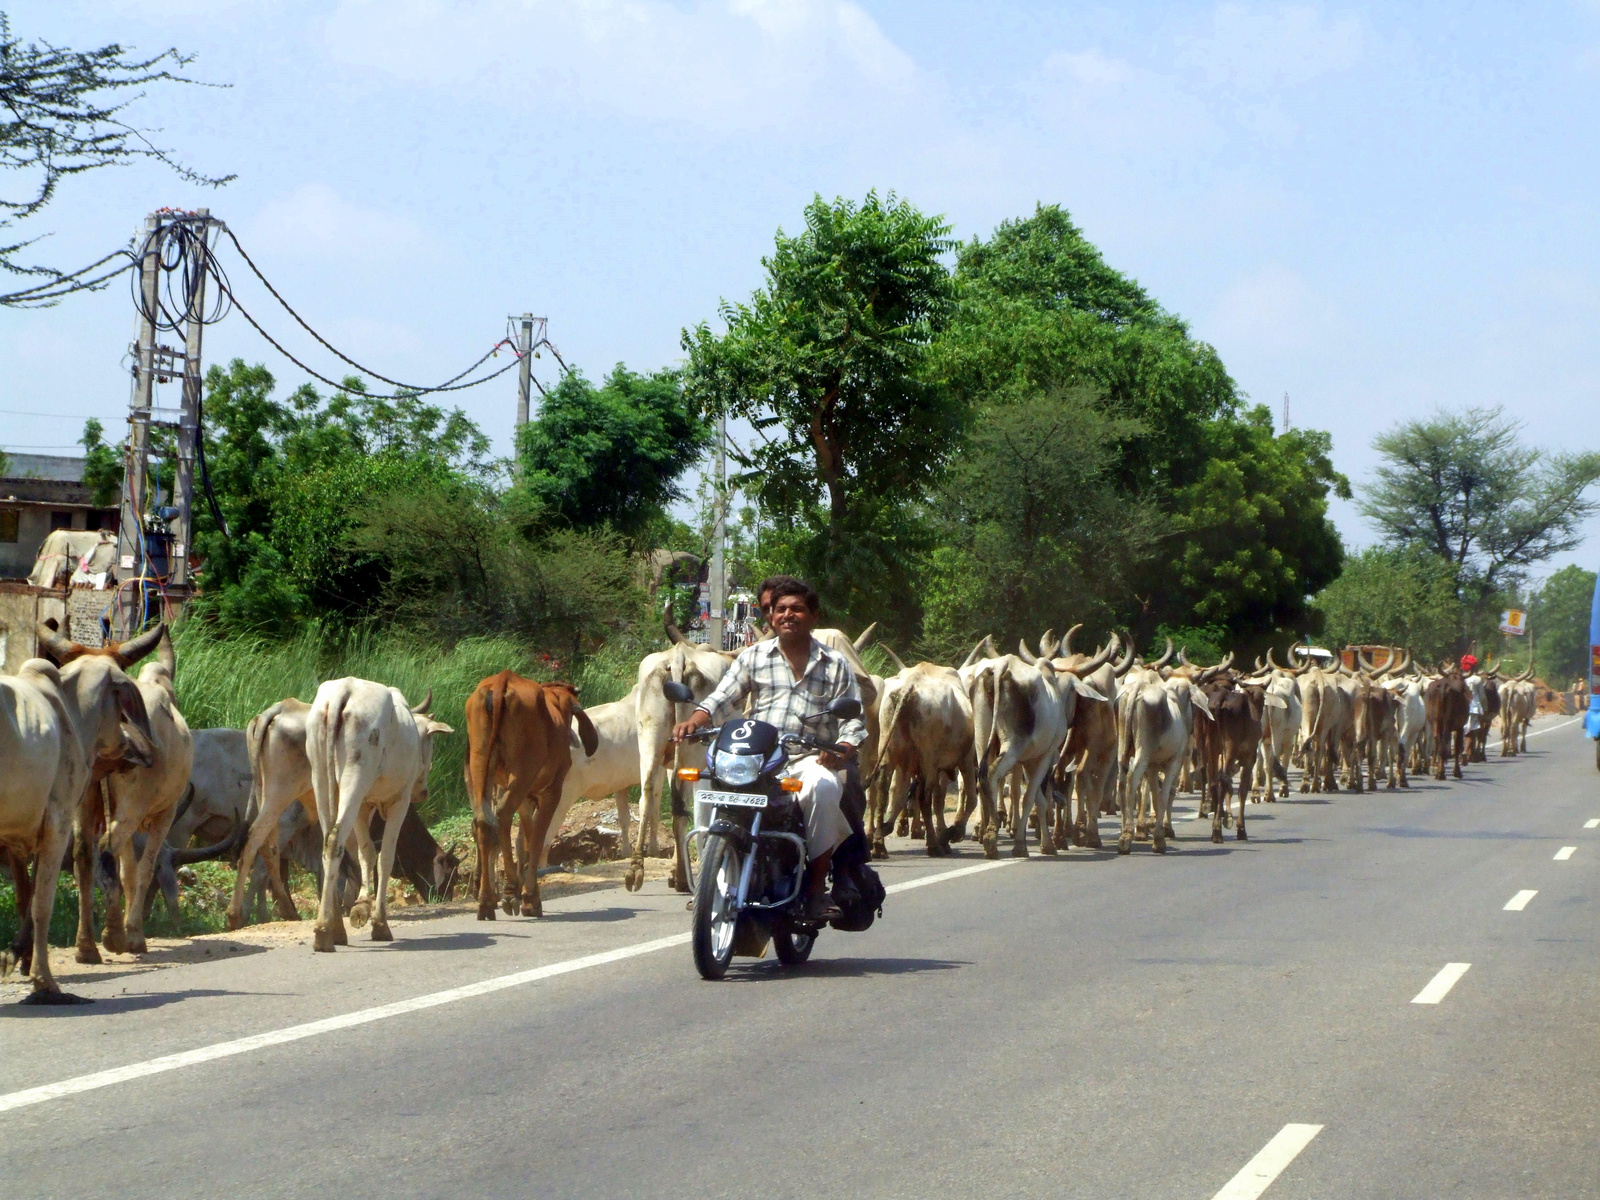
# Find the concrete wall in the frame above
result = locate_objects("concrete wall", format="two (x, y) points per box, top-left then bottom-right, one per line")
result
(0, 585), (65, 673)
(0, 505), (94, 580)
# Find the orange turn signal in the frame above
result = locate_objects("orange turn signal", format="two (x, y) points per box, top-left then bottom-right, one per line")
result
(676, 768), (701, 781)
(779, 777), (803, 793)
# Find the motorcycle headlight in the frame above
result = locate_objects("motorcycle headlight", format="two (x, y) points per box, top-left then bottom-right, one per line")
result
(712, 748), (761, 786)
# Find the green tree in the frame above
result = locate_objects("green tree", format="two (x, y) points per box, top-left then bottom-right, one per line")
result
(1312, 546), (1463, 664)
(1526, 564), (1597, 686)
(1361, 407), (1600, 638)
(513, 365), (709, 539)
(0, 13), (230, 299)
(921, 387), (1161, 658)
(1157, 410), (1349, 638)
(78, 418), (121, 507)
(683, 191), (959, 627)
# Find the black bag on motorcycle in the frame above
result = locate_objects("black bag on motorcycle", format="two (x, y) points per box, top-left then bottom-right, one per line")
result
(828, 766), (885, 932)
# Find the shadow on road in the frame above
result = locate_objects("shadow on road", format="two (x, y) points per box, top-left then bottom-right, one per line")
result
(1362, 826), (1539, 840)
(538, 907), (642, 923)
(728, 957), (968, 981)
(3, 986), (268, 1017)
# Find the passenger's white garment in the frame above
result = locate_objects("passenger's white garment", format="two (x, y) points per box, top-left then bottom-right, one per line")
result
(693, 756), (851, 862)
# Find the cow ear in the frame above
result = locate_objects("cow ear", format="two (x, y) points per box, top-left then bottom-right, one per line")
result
(1188, 686), (1212, 717)
(1263, 692), (1287, 708)
(424, 719), (454, 736)
(1074, 679), (1109, 703)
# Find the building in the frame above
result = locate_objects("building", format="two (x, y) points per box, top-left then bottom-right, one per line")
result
(0, 453), (120, 580)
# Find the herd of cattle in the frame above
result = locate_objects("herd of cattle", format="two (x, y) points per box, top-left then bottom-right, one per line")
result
(0, 614), (1541, 1001)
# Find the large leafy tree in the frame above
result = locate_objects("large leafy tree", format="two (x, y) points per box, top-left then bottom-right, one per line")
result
(0, 12), (230, 300)
(513, 365), (710, 539)
(1312, 545), (1464, 663)
(1361, 406), (1600, 635)
(1526, 564), (1597, 685)
(682, 191), (960, 626)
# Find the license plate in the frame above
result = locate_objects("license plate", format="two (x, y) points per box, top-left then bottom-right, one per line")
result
(700, 790), (768, 809)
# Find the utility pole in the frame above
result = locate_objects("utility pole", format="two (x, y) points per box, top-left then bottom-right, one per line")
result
(170, 210), (213, 590)
(1283, 392), (1290, 432)
(514, 313), (534, 430)
(708, 411), (727, 652)
(116, 214), (159, 637)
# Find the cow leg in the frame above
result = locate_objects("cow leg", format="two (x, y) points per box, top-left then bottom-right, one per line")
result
(1152, 765), (1180, 855)
(1210, 773), (1226, 844)
(499, 800), (523, 916)
(2, 849), (36, 979)
(313, 780), (363, 953)
(473, 808), (500, 920)
(346, 813), (380, 929)
(611, 791), (632, 860)
(262, 834), (300, 921)
(23, 811), (74, 998)
(520, 790), (562, 919)
(1235, 764), (1249, 842)
(121, 806), (179, 955)
(72, 824), (102, 964)
(229, 788), (297, 930)
(369, 801), (407, 942)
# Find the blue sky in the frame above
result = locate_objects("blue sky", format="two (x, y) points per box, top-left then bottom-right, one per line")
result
(4, 1), (1599, 581)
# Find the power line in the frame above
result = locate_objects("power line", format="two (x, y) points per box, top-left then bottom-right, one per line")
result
(0, 409), (98, 418)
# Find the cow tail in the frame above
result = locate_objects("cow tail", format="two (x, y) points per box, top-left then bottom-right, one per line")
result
(873, 680), (915, 790)
(474, 677), (508, 831)
(971, 666), (997, 790)
(246, 704), (278, 832)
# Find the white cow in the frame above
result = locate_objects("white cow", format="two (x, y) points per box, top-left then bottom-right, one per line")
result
(1381, 674), (1427, 788)
(0, 655), (152, 997)
(1118, 673), (1211, 855)
(1255, 651), (1303, 802)
(875, 663), (977, 858)
(307, 679), (453, 952)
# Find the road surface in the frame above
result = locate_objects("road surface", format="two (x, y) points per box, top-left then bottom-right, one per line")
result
(3, 715), (1597, 1199)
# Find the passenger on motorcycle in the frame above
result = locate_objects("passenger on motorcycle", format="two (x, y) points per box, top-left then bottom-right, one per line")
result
(673, 578), (866, 922)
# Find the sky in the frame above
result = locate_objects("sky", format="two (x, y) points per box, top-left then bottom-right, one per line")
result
(3, 0), (1600, 583)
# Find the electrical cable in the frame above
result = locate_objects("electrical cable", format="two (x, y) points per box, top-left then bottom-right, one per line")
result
(0, 248), (137, 305)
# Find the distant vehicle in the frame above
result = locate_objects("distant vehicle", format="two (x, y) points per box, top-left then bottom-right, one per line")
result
(1588, 567), (1600, 770)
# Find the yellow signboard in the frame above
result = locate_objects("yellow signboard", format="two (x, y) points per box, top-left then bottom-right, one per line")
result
(1499, 609), (1527, 636)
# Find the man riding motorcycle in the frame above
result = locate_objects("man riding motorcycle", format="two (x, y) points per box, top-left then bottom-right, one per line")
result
(673, 577), (866, 922)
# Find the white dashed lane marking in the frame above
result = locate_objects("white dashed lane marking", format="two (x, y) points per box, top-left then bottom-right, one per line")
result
(1584, 819), (1598, 829)
(1211, 1123), (1324, 1200)
(1504, 890), (1538, 911)
(1411, 963), (1470, 1004)
(1554, 846), (1576, 861)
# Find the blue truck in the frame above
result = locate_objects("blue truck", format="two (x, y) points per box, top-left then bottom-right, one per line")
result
(1589, 568), (1600, 767)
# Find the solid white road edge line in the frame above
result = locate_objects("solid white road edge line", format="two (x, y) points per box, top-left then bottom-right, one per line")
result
(1585, 819), (1600, 829)
(1411, 962), (1470, 1004)
(1489, 714), (1583, 751)
(1555, 846), (1577, 861)
(1211, 1123), (1324, 1200)
(1504, 889), (1538, 911)
(0, 858), (1021, 1116)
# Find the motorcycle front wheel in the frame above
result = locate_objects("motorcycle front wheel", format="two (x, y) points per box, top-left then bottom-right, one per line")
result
(773, 923), (815, 966)
(692, 836), (740, 980)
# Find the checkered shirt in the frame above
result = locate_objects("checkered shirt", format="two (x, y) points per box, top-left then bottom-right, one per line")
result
(695, 636), (867, 748)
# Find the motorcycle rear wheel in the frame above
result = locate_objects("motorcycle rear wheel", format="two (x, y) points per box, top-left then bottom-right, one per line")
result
(692, 837), (739, 980)
(772, 923), (814, 966)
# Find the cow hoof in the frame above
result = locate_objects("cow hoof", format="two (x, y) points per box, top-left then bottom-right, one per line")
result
(870, 842), (888, 861)
(1237, 829), (1248, 842)
(21, 988), (90, 1006)
(982, 837), (999, 860)
(477, 904), (496, 921)
(525, 899), (543, 919)
(127, 938), (147, 956)
(501, 897), (520, 917)
(947, 823), (967, 843)
(1040, 842), (1058, 857)
(370, 922), (393, 942)
(348, 901), (371, 929)
(895, 819), (910, 838)
(1211, 831), (1223, 844)
(1152, 840), (1168, 855)
(1009, 844), (1029, 859)
(333, 922), (348, 947)
(1085, 837), (1103, 851)
(75, 943), (102, 966)
(312, 926), (337, 953)
(1116, 837), (1132, 855)
(100, 931), (126, 955)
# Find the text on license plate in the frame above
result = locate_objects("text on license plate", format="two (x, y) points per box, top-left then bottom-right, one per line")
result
(700, 790), (768, 809)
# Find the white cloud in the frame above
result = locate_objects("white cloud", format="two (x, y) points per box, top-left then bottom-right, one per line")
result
(1023, 48), (1218, 159)
(320, 0), (919, 137)
(243, 184), (429, 265)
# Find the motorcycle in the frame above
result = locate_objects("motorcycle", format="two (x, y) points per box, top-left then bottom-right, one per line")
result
(663, 681), (884, 980)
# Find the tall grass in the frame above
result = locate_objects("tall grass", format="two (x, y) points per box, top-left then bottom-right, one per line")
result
(173, 621), (546, 821)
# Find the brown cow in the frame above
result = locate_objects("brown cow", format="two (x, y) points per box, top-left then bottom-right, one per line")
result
(466, 672), (599, 920)
(1425, 666), (1470, 780)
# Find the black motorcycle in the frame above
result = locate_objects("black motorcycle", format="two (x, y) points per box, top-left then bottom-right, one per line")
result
(663, 681), (884, 980)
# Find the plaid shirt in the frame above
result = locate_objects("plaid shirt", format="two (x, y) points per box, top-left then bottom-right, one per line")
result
(696, 636), (867, 748)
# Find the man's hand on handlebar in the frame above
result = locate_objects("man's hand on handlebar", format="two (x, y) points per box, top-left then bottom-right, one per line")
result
(818, 742), (857, 770)
(672, 708), (712, 743)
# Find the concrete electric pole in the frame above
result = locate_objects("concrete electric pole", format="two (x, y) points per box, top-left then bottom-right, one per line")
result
(170, 209), (214, 590)
(116, 213), (160, 637)
(514, 312), (535, 430)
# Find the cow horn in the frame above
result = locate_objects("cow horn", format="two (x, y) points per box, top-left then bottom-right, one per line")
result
(961, 638), (989, 669)
(663, 600), (688, 646)
(114, 622), (165, 670)
(1149, 637), (1174, 669)
(1060, 623), (1083, 657)
(1076, 631), (1118, 675)
(852, 622), (878, 652)
(35, 620), (80, 664)
(1018, 639), (1038, 665)
(169, 820), (248, 866)
(982, 634), (999, 659)
(156, 625), (176, 679)
(411, 688), (434, 715)
(881, 644), (908, 673)
(1038, 628), (1059, 658)
(1254, 655), (1264, 671)
(1178, 646), (1192, 667)
(1113, 633), (1136, 677)
(1358, 651), (1376, 674)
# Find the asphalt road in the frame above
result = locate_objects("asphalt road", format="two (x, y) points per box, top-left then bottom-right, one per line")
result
(4, 715), (1598, 1200)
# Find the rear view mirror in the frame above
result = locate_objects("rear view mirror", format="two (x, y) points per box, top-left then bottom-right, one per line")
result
(827, 697), (862, 720)
(662, 680), (695, 704)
